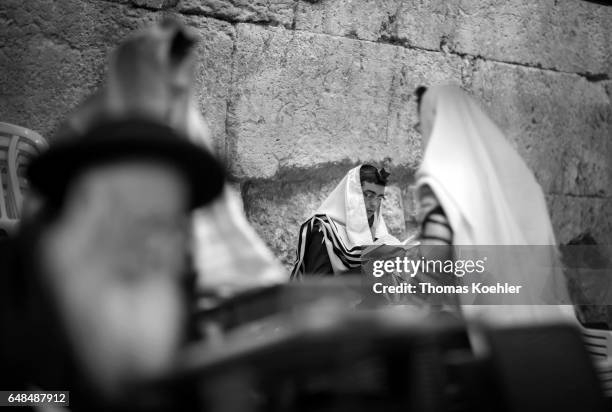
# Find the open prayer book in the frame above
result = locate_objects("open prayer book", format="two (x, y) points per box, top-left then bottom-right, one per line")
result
(360, 235), (422, 305)
(361, 234), (420, 260)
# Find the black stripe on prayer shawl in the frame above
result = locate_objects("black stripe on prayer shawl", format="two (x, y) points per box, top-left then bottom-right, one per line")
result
(315, 215), (363, 267)
(290, 214), (364, 279)
(421, 205), (453, 245)
(290, 218), (312, 280)
(325, 227), (362, 267)
(424, 215), (452, 229)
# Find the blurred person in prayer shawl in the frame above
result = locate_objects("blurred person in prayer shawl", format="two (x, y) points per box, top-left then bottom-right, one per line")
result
(414, 84), (576, 324)
(0, 119), (225, 411)
(0, 18), (287, 411)
(59, 18), (286, 297)
(290, 164), (401, 279)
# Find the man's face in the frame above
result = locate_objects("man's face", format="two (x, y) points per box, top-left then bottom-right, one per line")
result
(42, 160), (190, 399)
(362, 181), (385, 222)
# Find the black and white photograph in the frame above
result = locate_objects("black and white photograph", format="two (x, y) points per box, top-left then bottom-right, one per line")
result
(1, 0), (611, 411)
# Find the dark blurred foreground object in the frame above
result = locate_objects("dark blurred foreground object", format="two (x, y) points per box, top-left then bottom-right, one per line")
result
(483, 324), (608, 412)
(561, 234), (612, 328)
(178, 283), (607, 412)
(28, 119), (224, 210)
(560, 235), (612, 397)
(582, 328), (612, 399)
(0, 122), (48, 236)
(181, 309), (477, 412)
(0, 118), (225, 412)
(582, 0), (612, 5)
(194, 278), (363, 333)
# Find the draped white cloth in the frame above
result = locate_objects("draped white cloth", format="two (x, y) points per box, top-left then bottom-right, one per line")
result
(316, 166), (400, 249)
(416, 85), (574, 324)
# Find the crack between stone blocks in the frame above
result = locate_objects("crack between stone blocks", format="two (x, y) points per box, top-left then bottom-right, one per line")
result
(95, 0), (178, 11)
(93, 0), (153, 11)
(178, 7), (290, 29)
(384, 47), (401, 147)
(74, 0), (612, 84)
(291, 0), (299, 31)
(239, 160), (418, 186)
(224, 27), (239, 171)
(93, 0), (286, 28)
(455, 53), (610, 83)
(289, 27), (610, 83)
(433, 35), (610, 83)
(547, 192), (612, 200)
(92, 0), (132, 5)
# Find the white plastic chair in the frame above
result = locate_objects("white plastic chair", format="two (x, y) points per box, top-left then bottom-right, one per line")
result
(0, 122), (48, 235)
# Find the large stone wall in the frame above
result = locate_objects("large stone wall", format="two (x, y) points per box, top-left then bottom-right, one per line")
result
(1, 0), (611, 269)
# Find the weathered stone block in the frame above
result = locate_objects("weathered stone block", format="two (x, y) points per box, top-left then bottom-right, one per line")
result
(178, 0), (295, 27)
(296, 0), (405, 43)
(228, 23), (463, 178)
(0, 0), (233, 152)
(296, 0), (612, 77)
(184, 15), (235, 157)
(1, 0), (153, 136)
(133, 0), (178, 9)
(470, 59), (612, 197)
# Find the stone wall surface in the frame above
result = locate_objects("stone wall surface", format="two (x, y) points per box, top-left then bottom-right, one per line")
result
(227, 23), (464, 178)
(1, 0), (611, 269)
(178, 0), (295, 27)
(296, 0), (612, 77)
(548, 194), (612, 246)
(470, 60), (612, 197)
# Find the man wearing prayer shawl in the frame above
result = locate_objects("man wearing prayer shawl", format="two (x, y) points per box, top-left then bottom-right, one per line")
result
(291, 164), (401, 279)
(414, 84), (575, 324)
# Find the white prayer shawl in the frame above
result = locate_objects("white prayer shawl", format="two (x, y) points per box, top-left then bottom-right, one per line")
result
(416, 85), (574, 324)
(292, 166), (400, 277)
(317, 166), (399, 248)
